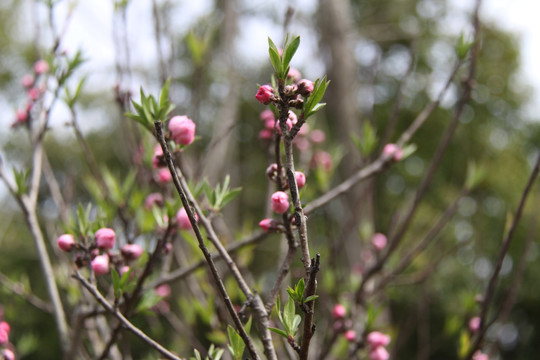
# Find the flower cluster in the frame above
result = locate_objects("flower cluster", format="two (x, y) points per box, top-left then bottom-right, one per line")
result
(366, 331), (391, 360)
(12, 59), (50, 127)
(0, 319), (15, 360)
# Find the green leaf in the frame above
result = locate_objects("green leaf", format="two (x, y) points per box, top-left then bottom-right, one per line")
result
(282, 36), (300, 71)
(283, 297), (296, 334)
(111, 268), (121, 299)
(456, 33), (474, 60)
(275, 296), (283, 325)
(296, 278), (305, 298)
(135, 290), (163, 314)
(227, 325), (245, 360)
(268, 37), (283, 78)
(159, 78), (171, 110)
(303, 295), (319, 303)
(219, 188), (242, 208)
(465, 161), (486, 189)
(291, 314), (301, 335)
(268, 327), (288, 338)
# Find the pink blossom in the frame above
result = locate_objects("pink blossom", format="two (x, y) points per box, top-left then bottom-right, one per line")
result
(259, 129), (273, 140)
(259, 218), (278, 232)
(0, 329), (7, 345)
(288, 111), (298, 125)
(369, 346), (389, 360)
(155, 284), (171, 298)
(16, 109), (28, 123)
(95, 228), (116, 250)
(295, 171), (306, 188)
(0, 322), (10, 335)
(264, 118), (276, 130)
(91, 255), (110, 275)
(145, 193), (164, 209)
(168, 115), (196, 146)
(34, 59), (49, 74)
(119, 265), (131, 276)
(28, 87), (41, 101)
(293, 137), (311, 151)
(332, 304), (346, 319)
(2, 348), (14, 360)
(367, 331), (391, 348)
(121, 244), (144, 260)
(383, 143), (403, 161)
(157, 168), (172, 183)
(152, 144), (165, 168)
(287, 67), (301, 82)
(472, 351), (489, 360)
(21, 74), (34, 88)
(344, 330), (356, 342)
(311, 150), (332, 171)
(271, 191), (290, 214)
(310, 129), (326, 143)
(57, 234), (76, 252)
(469, 316), (481, 333)
(297, 123), (311, 136)
(176, 207), (198, 230)
(371, 233), (387, 251)
(297, 79), (314, 96)
(260, 109), (275, 122)
(255, 85), (274, 105)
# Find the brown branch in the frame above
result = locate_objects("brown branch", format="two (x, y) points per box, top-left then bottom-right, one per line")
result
(299, 254), (320, 360)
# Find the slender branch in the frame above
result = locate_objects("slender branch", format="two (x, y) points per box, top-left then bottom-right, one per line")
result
(155, 121), (265, 360)
(465, 151), (540, 360)
(73, 271), (181, 360)
(299, 254), (320, 360)
(0, 271), (53, 313)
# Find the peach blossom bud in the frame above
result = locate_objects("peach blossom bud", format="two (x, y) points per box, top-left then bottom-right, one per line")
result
(472, 351), (489, 360)
(383, 143), (403, 161)
(145, 193), (164, 209)
(271, 191), (290, 214)
(344, 330), (356, 342)
(92, 254), (110, 275)
(311, 150), (332, 171)
(95, 228), (116, 250)
(259, 218), (279, 232)
(155, 284), (171, 297)
(288, 111), (298, 125)
(21, 74), (34, 88)
(0, 322), (10, 335)
(260, 109), (275, 122)
(57, 234), (75, 252)
(34, 59), (49, 74)
(310, 129), (326, 143)
(157, 168), (172, 183)
(367, 331), (391, 348)
(266, 163), (279, 180)
(168, 115), (196, 146)
(264, 118), (276, 130)
(152, 144), (165, 168)
(287, 68), (301, 82)
(295, 171), (306, 188)
(28, 87), (41, 101)
(2, 348), (14, 360)
(332, 304), (346, 319)
(297, 79), (314, 96)
(16, 109), (28, 123)
(369, 346), (389, 360)
(469, 316), (481, 333)
(0, 329), (7, 345)
(119, 265), (131, 276)
(297, 123), (311, 136)
(176, 207), (198, 230)
(121, 244), (144, 260)
(255, 85), (274, 105)
(293, 137), (311, 151)
(259, 129), (273, 140)
(371, 233), (387, 251)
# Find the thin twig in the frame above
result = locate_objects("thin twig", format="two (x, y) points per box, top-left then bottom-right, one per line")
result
(299, 254), (320, 360)
(0, 272), (53, 313)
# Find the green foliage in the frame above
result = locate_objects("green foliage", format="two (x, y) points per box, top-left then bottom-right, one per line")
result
(268, 35), (300, 80)
(352, 122), (378, 156)
(12, 167), (29, 195)
(302, 76), (330, 119)
(269, 296), (302, 339)
(63, 76), (86, 109)
(126, 78), (175, 132)
(227, 317), (251, 360)
(201, 175), (242, 211)
(111, 267), (136, 300)
(286, 278), (319, 305)
(191, 344), (223, 360)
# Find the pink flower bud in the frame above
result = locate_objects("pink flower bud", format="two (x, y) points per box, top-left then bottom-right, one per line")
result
(2, 348), (14, 360)
(259, 218), (279, 232)
(288, 111), (298, 125)
(255, 85), (274, 105)
(119, 265), (131, 276)
(369, 346), (389, 360)
(145, 192), (164, 209)
(121, 244), (144, 260)
(176, 207), (198, 230)
(259, 129), (273, 140)
(264, 118), (276, 130)
(293, 137), (311, 151)
(383, 143), (403, 161)
(155, 284), (171, 297)
(367, 331), (391, 348)
(91, 254), (110, 275)
(344, 330), (356, 342)
(0, 329), (7, 345)
(152, 144), (165, 168)
(168, 115), (196, 146)
(311, 150), (332, 171)
(16, 109), (28, 123)
(157, 168), (172, 183)
(34, 59), (49, 74)
(469, 316), (481, 333)
(332, 304), (346, 319)
(295, 171), (306, 188)
(297, 79), (314, 97)
(95, 228), (116, 250)
(472, 351), (489, 360)
(28, 87), (41, 101)
(260, 109), (275, 122)
(22, 74), (34, 88)
(271, 191), (290, 214)
(0, 322), (10, 335)
(297, 123), (311, 136)
(310, 129), (326, 143)
(371, 233), (387, 251)
(57, 234), (76, 252)
(287, 68), (301, 82)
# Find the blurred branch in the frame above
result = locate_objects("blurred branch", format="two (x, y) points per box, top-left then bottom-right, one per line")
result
(0, 271), (53, 313)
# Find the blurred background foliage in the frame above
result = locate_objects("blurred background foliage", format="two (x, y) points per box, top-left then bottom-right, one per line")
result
(0, 0), (539, 359)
